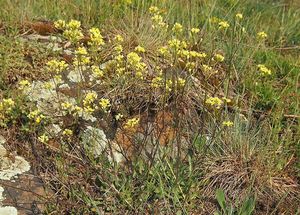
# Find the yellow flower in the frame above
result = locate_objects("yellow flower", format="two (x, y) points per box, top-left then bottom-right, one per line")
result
(218, 21), (230, 29)
(257, 31), (268, 40)
(205, 97), (223, 109)
(0, 98), (15, 113)
(127, 52), (141, 65)
(166, 79), (173, 92)
(18, 80), (31, 90)
(99, 98), (111, 111)
(116, 67), (125, 75)
(202, 64), (212, 72)
(115, 113), (124, 121)
(83, 106), (95, 113)
(43, 81), (54, 90)
(61, 102), (73, 111)
(127, 52), (147, 76)
(75, 47), (88, 55)
(158, 46), (169, 56)
(149, 6), (159, 14)
(83, 92), (98, 107)
(114, 44), (123, 54)
(73, 56), (90, 66)
(63, 24), (83, 43)
(38, 134), (49, 143)
(236, 13), (243, 19)
(124, 117), (140, 128)
(135, 45), (146, 53)
(257, 64), (271, 75)
(35, 115), (44, 124)
(54, 19), (66, 30)
(114, 34), (124, 43)
(222, 120), (234, 127)
(151, 76), (163, 88)
(88, 27), (104, 47)
(177, 78), (186, 87)
(66, 19), (81, 30)
(172, 22), (183, 33)
(186, 62), (196, 71)
(191, 27), (200, 34)
(168, 39), (187, 50)
(189, 51), (207, 58)
(73, 105), (83, 116)
(91, 65), (104, 78)
(28, 109), (45, 124)
(151, 14), (168, 30)
(47, 60), (68, 74)
(63, 129), (73, 136)
(54, 75), (63, 83)
(214, 53), (225, 62)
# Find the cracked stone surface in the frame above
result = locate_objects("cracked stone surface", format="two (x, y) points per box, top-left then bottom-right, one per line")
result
(0, 135), (52, 215)
(0, 135), (31, 214)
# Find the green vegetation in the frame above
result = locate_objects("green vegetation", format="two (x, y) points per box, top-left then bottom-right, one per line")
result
(0, 0), (299, 214)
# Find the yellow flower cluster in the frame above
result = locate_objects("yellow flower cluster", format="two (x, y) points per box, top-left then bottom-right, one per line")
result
(127, 52), (147, 78)
(91, 65), (104, 78)
(54, 20), (66, 30)
(124, 117), (140, 129)
(0, 98), (15, 126)
(149, 6), (168, 30)
(257, 31), (268, 40)
(114, 34), (124, 43)
(218, 21), (230, 29)
(151, 76), (163, 88)
(158, 46), (170, 57)
(114, 44), (123, 54)
(210, 17), (222, 24)
(202, 64), (213, 73)
(18, 80), (31, 91)
(43, 81), (55, 90)
(38, 134), (49, 143)
(177, 78), (186, 87)
(61, 101), (73, 113)
(236, 13), (243, 20)
(83, 92), (98, 113)
(115, 113), (123, 121)
(166, 79), (174, 92)
(168, 39), (187, 50)
(47, 59), (68, 74)
(67, 19), (81, 29)
(172, 22), (183, 34)
(0, 98), (15, 113)
(222, 120), (234, 127)
(152, 75), (185, 91)
(214, 53), (225, 62)
(74, 47), (90, 66)
(61, 101), (87, 117)
(257, 64), (272, 75)
(28, 109), (45, 124)
(63, 129), (73, 136)
(205, 97), (223, 109)
(75, 46), (88, 55)
(134, 45), (145, 53)
(99, 98), (111, 112)
(127, 52), (141, 66)
(178, 50), (206, 61)
(149, 6), (159, 14)
(191, 28), (200, 34)
(88, 27), (105, 47)
(57, 19), (84, 43)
